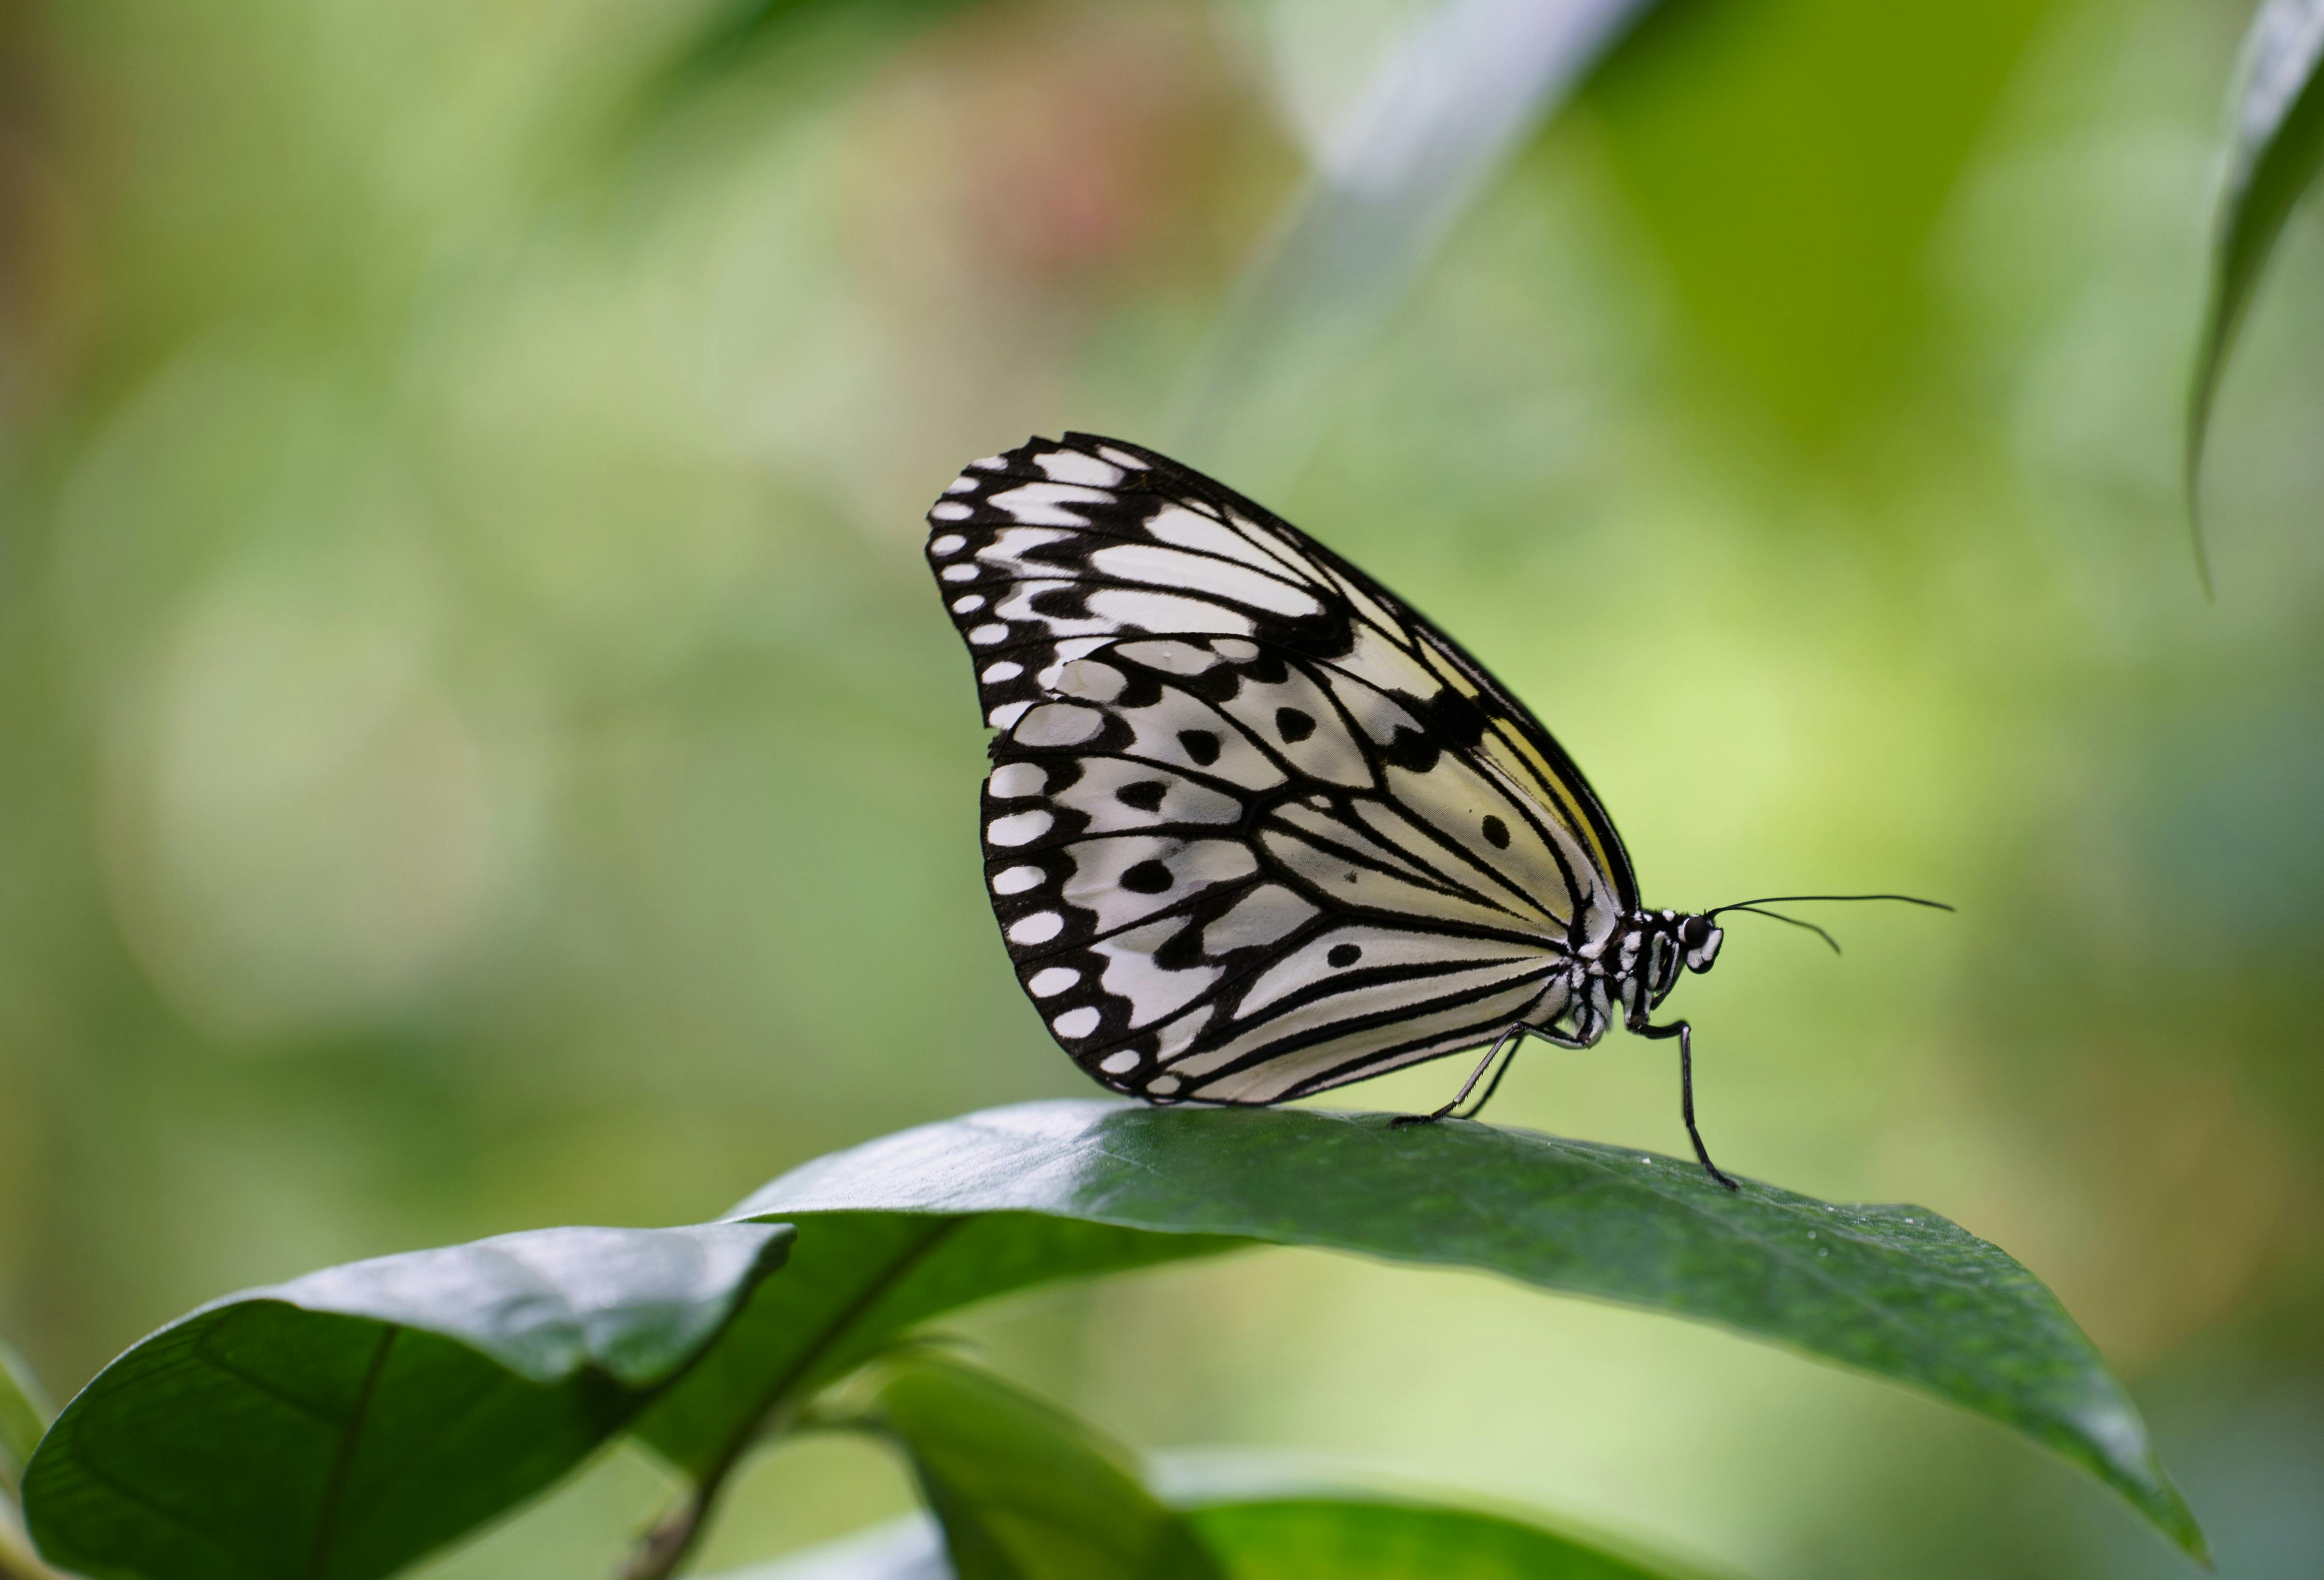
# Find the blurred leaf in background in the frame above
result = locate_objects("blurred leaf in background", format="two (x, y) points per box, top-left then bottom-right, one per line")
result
(2185, 0), (2324, 572)
(1579, 0), (2063, 447)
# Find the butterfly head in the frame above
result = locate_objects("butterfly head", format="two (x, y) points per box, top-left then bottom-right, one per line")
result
(1676, 913), (1725, 973)
(1613, 910), (1723, 1017)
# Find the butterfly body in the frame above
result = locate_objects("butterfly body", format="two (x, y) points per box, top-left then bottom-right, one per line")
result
(927, 433), (1737, 1179)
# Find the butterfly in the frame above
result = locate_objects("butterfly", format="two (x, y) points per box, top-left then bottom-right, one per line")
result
(924, 433), (1942, 1188)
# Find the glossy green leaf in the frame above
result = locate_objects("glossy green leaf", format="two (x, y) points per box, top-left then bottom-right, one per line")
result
(2187, 0), (2324, 564)
(23, 1223), (792, 1580)
(846, 1352), (1219, 1580)
(0, 1338), (50, 1499)
(630, 1212), (1241, 1479)
(637, 1101), (2202, 1563)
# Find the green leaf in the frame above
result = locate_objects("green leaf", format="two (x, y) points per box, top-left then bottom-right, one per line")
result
(0, 1337), (51, 1498)
(844, 1352), (1219, 1580)
(637, 1101), (2204, 1564)
(630, 1212), (1242, 1479)
(705, 1470), (1717, 1580)
(1182, 1498), (1695, 1580)
(2187, 0), (2324, 569)
(23, 1223), (792, 1580)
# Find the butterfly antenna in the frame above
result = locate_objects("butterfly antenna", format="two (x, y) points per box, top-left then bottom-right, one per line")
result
(1708, 892), (1954, 915)
(1703, 892), (1952, 957)
(1717, 905), (1843, 954)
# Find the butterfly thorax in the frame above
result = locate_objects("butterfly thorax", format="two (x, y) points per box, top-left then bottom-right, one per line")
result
(1587, 909), (1723, 1033)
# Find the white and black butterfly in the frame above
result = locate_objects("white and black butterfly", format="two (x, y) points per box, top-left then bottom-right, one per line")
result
(925, 433), (1939, 1188)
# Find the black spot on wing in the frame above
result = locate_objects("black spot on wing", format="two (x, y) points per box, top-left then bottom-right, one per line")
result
(1121, 860), (1173, 894)
(1178, 729), (1221, 766)
(1481, 815), (1510, 849)
(1153, 922), (1207, 971)
(1275, 707), (1316, 744)
(1243, 646), (1290, 686)
(1382, 727), (1439, 774)
(1185, 665), (1244, 705)
(1419, 687), (1491, 751)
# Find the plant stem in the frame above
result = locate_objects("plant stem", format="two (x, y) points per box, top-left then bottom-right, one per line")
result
(615, 1218), (964, 1580)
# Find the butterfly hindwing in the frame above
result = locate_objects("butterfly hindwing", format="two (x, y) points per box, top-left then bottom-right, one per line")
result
(933, 434), (1633, 1103)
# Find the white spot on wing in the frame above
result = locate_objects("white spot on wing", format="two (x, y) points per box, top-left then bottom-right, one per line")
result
(981, 661), (1024, 682)
(1028, 967), (1080, 997)
(941, 564), (979, 583)
(988, 762), (1046, 798)
(943, 477), (975, 495)
(951, 595), (985, 613)
(1045, 659), (1127, 703)
(992, 865), (1046, 895)
(1035, 450), (1125, 487)
(1096, 446), (1149, 469)
(930, 533), (969, 555)
(970, 624), (1009, 645)
(987, 810), (1053, 847)
(988, 700), (1030, 729)
(1014, 704), (1105, 747)
(1098, 1049), (1140, 1074)
(1052, 1006), (1101, 1039)
(1111, 640), (1219, 674)
(1011, 912), (1065, 946)
(930, 502), (971, 521)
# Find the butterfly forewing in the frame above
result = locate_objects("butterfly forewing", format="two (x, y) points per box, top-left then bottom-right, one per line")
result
(930, 434), (1633, 1103)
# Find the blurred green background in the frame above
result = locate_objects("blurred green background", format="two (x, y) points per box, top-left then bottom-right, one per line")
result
(2, 0), (2321, 1574)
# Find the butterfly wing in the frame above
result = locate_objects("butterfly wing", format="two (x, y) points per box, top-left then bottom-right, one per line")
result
(927, 434), (1635, 1102)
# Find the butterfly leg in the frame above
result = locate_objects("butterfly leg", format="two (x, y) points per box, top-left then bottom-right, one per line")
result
(1388, 1023), (1523, 1129)
(1634, 1019), (1740, 1191)
(1450, 1026), (1531, 1120)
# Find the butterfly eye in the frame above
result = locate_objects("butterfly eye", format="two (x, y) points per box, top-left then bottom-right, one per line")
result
(1678, 916), (1710, 948)
(1682, 921), (1723, 972)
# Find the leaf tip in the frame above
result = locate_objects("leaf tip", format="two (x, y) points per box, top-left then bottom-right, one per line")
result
(2184, 343), (2222, 603)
